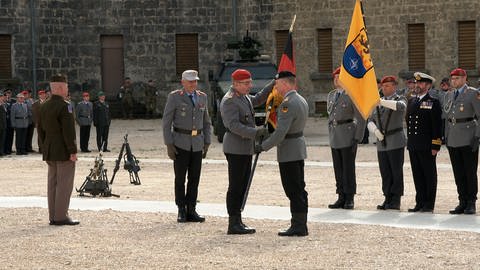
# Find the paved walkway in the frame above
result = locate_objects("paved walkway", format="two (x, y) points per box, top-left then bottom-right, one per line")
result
(1, 196), (479, 233)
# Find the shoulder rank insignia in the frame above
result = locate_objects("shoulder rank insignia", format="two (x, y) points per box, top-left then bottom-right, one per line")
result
(196, 90), (206, 96)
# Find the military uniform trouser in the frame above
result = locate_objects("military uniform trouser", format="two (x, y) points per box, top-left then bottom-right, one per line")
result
(409, 149), (437, 209)
(225, 153), (252, 216)
(26, 124), (34, 151)
(96, 125), (109, 151)
(5, 125), (13, 153)
(47, 160), (75, 221)
(173, 147), (202, 207)
(79, 125), (91, 151)
(14, 127), (27, 154)
(331, 145), (358, 195)
(378, 148), (405, 197)
(0, 128), (5, 154)
(448, 146), (478, 202)
(279, 160), (308, 213)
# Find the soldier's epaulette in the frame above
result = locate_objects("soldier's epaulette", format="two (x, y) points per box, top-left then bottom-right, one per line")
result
(196, 90), (206, 96)
(432, 138), (442, 145)
(64, 100), (70, 105)
(170, 89), (183, 95)
(224, 91), (234, 98)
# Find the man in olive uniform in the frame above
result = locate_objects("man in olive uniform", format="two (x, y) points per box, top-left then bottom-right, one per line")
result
(444, 68), (480, 215)
(32, 90), (47, 153)
(145, 79), (158, 118)
(11, 93), (31, 155)
(256, 71), (309, 236)
(93, 91), (111, 152)
(75, 92), (93, 152)
(162, 70), (211, 223)
(118, 77), (134, 119)
(38, 73), (79, 226)
(406, 72), (442, 213)
(367, 76), (407, 210)
(0, 91), (6, 156)
(220, 69), (273, 234)
(327, 67), (366, 210)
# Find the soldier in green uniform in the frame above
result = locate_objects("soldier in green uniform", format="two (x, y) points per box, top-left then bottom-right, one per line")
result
(145, 79), (158, 118)
(38, 73), (79, 226)
(118, 77), (134, 119)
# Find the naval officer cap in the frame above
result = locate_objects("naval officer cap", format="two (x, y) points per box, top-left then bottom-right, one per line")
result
(181, 70), (200, 81)
(414, 72), (435, 84)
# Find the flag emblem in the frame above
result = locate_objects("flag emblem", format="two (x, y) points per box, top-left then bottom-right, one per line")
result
(343, 29), (373, 79)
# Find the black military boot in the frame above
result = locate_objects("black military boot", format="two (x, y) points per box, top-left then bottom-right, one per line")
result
(278, 213), (308, 237)
(177, 206), (187, 223)
(464, 201), (476, 215)
(186, 204), (205, 222)
(385, 195), (401, 210)
(343, 194), (354, 210)
(449, 200), (467, 214)
(328, 194), (345, 209)
(377, 196), (390, 210)
(227, 215), (255, 235)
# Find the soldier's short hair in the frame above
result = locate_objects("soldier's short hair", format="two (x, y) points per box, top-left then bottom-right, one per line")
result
(51, 73), (67, 83)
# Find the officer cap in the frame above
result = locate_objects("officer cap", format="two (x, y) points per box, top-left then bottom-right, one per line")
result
(450, 68), (467, 77)
(414, 72), (435, 84)
(440, 77), (450, 85)
(82, 92), (89, 97)
(380, 75), (397, 84)
(21, 90), (28, 95)
(16, 93), (25, 98)
(332, 67), (341, 78)
(275, 71), (296, 80)
(38, 90), (46, 95)
(231, 69), (251, 81)
(181, 70), (200, 81)
(97, 91), (105, 97)
(4, 89), (12, 94)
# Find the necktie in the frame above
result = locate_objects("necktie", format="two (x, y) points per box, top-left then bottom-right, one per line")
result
(454, 90), (459, 100)
(188, 94), (195, 106)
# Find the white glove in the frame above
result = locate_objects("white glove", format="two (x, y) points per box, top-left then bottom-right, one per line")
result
(379, 99), (398, 111)
(367, 122), (384, 141)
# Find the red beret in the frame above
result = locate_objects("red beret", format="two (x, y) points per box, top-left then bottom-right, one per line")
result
(38, 90), (46, 95)
(231, 69), (251, 81)
(380, 75), (397, 84)
(21, 90), (28, 95)
(450, 68), (466, 77)
(82, 92), (89, 97)
(332, 67), (341, 78)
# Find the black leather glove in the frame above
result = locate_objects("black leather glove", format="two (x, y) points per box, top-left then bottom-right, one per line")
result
(471, 136), (480, 152)
(202, 144), (210, 159)
(255, 127), (269, 141)
(166, 144), (177, 160)
(254, 144), (263, 154)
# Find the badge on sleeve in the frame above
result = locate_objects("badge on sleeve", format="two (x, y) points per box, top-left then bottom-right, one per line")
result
(281, 106), (288, 113)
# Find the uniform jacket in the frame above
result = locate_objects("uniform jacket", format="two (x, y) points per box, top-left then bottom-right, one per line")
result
(327, 90), (366, 149)
(444, 84), (480, 147)
(25, 98), (34, 125)
(75, 101), (93, 126)
(0, 103), (6, 130)
(162, 89), (211, 152)
(369, 93), (407, 151)
(32, 99), (45, 127)
(406, 93), (442, 151)
(261, 90), (308, 162)
(220, 80), (274, 155)
(38, 95), (77, 161)
(10, 102), (31, 128)
(5, 98), (14, 128)
(93, 101), (111, 127)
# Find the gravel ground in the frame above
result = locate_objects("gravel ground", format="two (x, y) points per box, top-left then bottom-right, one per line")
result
(1, 118), (479, 269)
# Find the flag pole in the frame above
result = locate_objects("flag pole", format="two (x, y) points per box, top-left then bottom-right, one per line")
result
(289, 14), (297, 32)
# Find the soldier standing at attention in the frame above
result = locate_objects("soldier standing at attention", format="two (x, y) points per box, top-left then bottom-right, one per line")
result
(162, 70), (211, 223)
(220, 69), (273, 234)
(327, 67), (366, 210)
(145, 79), (158, 119)
(367, 76), (407, 210)
(0, 91), (7, 156)
(37, 73), (79, 226)
(32, 90), (47, 153)
(255, 71), (309, 236)
(75, 92), (93, 153)
(11, 92), (30, 155)
(23, 90), (35, 153)
(93, 91), (111, 152)
(444, 68), (480, 215)
(118, 77), (134, 119)
(3, 89), (15, 155)
(406, 72), (442, 213)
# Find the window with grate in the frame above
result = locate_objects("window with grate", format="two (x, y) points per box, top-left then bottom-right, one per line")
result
(275, 30), (289, 66)
(317, 28), (333, 73)
(407, 24), (425, 71)
(175, 34), (199, 76)
(0, 35), (12, 80)
(458, 21), (476, 70)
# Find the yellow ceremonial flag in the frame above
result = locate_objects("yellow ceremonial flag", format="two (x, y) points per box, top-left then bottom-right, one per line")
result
(338, 0), (379, 120)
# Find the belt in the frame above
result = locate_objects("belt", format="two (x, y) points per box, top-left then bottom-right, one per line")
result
(384, 127), (403, 136)
(329, 119), (353, 126)
(174, 127), (202, 136)
(15, 117), (28, 119)
(79, 116), (91, 118)
(448, 117), (474, 124)
(285, 131), (303, 139)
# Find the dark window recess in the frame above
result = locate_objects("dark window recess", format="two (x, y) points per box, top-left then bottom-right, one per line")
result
(317, 28), (333, 73)
(407, 24), (425, 71)
(0, 35), (12, 80)
(275, 30), (289, 66)
(458, 21), (476, 70)
(176, 34), (199, 76)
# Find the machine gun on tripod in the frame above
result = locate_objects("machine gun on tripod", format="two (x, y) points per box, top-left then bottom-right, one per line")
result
(76, 144), (119, 197)
(110, 134), (141, 185)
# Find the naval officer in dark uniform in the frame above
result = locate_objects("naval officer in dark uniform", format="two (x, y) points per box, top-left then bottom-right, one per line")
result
(163, 70), (211, 223)
(367, 76), (407, 210)
(220, 69), (273, 234)
(444, 68), (480, 215)
(327, 67), (366, 210)
(406, 72), (442, 213)
(256, 71), (309, 236)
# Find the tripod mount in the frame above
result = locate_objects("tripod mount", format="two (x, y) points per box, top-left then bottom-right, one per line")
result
(110, 134), (141, 185)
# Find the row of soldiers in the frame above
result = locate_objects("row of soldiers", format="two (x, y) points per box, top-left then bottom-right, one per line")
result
(0, 88), (111, 156)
